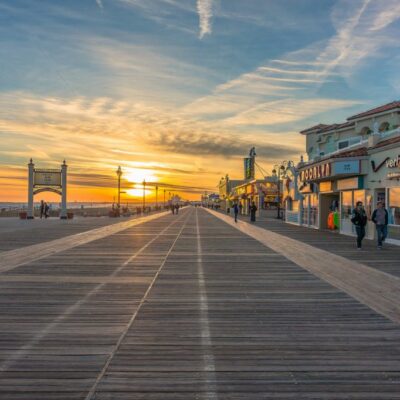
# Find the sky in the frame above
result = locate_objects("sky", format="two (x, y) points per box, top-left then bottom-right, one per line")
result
(0, 0), (399, 202)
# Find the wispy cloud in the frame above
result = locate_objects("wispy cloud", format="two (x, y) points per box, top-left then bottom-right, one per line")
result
(315, 0), (400, 80)
(224, 98), (362, 127)
(197, 0), (213, 38)
(183, 0), (400, 126)
(95, 0), (104, 10)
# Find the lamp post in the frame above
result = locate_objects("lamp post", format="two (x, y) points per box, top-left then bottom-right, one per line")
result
(272, 163), (286, 219)
(155, 185), (158, 210)
(163, 189), (166, 209)
(142, 179), (146, 212)
(116, 166), (122, 211)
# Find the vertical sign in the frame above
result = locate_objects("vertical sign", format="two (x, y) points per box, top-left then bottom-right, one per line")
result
(244, 157), (255, 180)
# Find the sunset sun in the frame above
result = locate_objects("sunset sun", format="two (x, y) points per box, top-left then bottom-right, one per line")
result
(125, 169), (157, 184)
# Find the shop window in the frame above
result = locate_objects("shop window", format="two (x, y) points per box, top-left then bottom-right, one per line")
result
(388, 188), (400, 225)
(341, 191), (353, 221)
(354, 190), (365, 206)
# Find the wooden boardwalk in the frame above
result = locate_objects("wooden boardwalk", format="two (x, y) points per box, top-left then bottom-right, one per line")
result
(0, 207), (399, 399)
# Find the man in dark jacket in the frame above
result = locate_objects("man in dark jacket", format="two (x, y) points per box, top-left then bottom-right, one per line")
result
(233, 203), (239, 223)
(250, 202), (257, 222)
(372, 201), (389, 249)
(351, 201), (368, 249)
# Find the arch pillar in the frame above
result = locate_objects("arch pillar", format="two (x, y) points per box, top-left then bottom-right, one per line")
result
(27, 159), (34, 219)
(60, 160), (68, 219)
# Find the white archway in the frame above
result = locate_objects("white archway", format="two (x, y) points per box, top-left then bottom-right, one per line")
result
(27, 159), (68, 219)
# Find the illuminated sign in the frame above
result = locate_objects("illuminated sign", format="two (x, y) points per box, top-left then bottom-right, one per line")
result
(300, 163), (331, 182)
(244, 157), (255, 180)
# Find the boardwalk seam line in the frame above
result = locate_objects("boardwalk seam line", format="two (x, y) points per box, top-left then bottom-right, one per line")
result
(85, 209), (193, 400)
(195, 208), (218, 400)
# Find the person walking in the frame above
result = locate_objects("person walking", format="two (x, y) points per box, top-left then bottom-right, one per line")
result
(44, 202), (50, 219)
(372, 201), (388, 249)
(351, 201), (368, 249)
(175, 204), (179, 214)
(250, 201), (257, 222)
(171, 204), (175, 215)
(233, 203), (239, 223)
(40, 200), (44, 219)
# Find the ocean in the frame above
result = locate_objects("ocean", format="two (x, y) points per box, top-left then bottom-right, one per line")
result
(0, 201), (160, 211)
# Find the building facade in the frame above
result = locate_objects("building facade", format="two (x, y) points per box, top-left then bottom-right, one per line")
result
(285, 101), (400, 245)
(229, 177), (279, 216)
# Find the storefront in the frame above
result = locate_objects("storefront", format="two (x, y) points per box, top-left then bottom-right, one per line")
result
(368, 138), (400, 245)
(230, 179), (278, 216)
(296, 152), (369, 234)
(288, 137), (400, 245)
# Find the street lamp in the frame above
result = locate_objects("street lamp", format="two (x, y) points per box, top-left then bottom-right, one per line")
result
(163, 189), (166, 209)
(155, 185), (158, 209)
(272, 163), (286, 219)
(143, 179), (146, 212)
(116, 166), (122, 211)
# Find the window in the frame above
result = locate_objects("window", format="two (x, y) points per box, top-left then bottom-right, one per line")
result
(360, 126), (372, 135)
(337, 136), (362, 150)
(354, 190), (365, 206)
(379, 122), (390, 132)
(341, 191), (352, 221)
(388, 187), (400, 225)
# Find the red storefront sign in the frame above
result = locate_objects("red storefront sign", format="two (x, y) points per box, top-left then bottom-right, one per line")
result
(300, 162), (331, 182)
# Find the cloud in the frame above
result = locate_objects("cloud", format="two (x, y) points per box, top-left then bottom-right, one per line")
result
(223, 98), (362, 127)
(95, 0), (104, 10)
(197, 0), (213, 38)
(182, 0), (400, 127)
(314, 0), (400, 80)
(369, 1), (400, 31)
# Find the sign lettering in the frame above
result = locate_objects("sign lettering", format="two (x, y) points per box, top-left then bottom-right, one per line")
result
(386, 155), (400, 169)
(300, 163), (331, 182)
